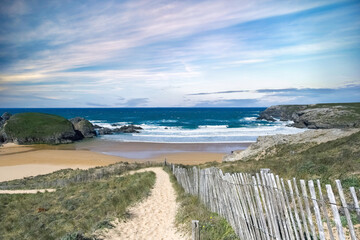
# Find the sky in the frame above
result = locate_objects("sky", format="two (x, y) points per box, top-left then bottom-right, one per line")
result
(0, 0), (359, 108)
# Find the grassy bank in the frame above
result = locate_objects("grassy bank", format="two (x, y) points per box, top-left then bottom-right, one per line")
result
(0, 170), (156, 239)
(0, 162), (142, 190)
(164, 166), (239, 240)
(4, 112), (77, 144)
(204, 131), (360, 189)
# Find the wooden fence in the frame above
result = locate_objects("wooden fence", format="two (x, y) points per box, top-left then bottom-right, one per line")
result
(171, 165), (360, 240)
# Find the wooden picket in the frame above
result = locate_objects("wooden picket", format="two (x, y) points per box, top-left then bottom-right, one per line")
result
(171, 165), (359, 240)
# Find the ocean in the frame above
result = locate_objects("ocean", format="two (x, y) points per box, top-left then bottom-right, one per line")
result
(0, 108), (305, 143)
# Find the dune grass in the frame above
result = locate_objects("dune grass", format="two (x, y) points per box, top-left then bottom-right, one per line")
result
(164, 166), (239, 240)
(0, 170), (156, 240)
(0, 162), (142, 190)
(201, 131), (360, 189)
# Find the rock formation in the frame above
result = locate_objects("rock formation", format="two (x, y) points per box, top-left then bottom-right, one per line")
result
(3, 112), (79, 144)
(96, 124), (143, 135)
(257, 103), (360, 129)
(69, 117), (96, 138)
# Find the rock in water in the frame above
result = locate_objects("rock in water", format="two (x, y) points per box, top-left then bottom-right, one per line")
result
(118, 124), (143, 133)
(4, 112), (79, 144)
(97, 127), (113, 135)
(69, 117), (96, 138)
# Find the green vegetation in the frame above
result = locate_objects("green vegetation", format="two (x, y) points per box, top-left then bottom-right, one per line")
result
(203, 131), (360, 188)
(164, 167), (239, 240)
(4, 112), (76, 144)
(0, 170), (156, 239)
(302, 102), (360, 123)
(0, 162), (142, 190)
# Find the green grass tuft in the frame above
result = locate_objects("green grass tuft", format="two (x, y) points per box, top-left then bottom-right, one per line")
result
(0, 170), (156, 239)
(216, 131), (360, 188)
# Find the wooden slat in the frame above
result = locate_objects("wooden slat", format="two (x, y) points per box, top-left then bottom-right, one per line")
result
(260, 171), (280, 239)
(253, 176), (271, 240)
(300, 180), (316, 238)
(240, 173), (262, 239)
(281, 178), (300, 240)
(172, 165), (360, 240)
(326, 184), (345, 240)
(316, 180), (335, 240)
(264, 172), (282, 239)
(308, 180), (325, 240)
(275, 175), (294, 240)
(234, 173), (256, 239)
(349, 187), (360, 222)
(257, 173), (275, 239)
(270, 174), (288, 239)
(288, 180), (305, 240)
(335, 180), (357, 240)
(293, 178), (311, 240)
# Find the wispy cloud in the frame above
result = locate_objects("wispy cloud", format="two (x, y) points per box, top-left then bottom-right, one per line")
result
(0, 0), (359, 107)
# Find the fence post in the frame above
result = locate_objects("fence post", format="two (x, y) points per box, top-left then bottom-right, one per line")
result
(192, 220), (200, 240)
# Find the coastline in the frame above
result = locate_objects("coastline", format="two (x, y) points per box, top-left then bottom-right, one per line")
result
(0, 140), (250, 182)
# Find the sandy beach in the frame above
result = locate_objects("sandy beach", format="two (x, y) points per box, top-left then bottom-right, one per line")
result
(0, 141), (237, 182)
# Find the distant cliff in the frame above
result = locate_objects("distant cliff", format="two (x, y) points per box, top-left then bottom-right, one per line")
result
(257, 102), (360, 129)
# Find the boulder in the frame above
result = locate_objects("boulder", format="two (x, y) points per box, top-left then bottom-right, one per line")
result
(1, 112), (12, 121)
(4, 112), (79, 144)
(0, 112), (12, 129)
(118, 124), (143, 133)
(97, 127), (113, 135)
(70, 117), (96, 138)
(96, 124), (143, 135)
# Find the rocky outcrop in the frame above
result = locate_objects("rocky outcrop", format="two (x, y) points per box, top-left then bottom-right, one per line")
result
(0, 112), (12, 143)
(97, 127), (113, 135)
(258, 103), (360, 129)
(0, 112), (12, 129)
(117, 125), (143, 133)
(257, 105), (306, 122)
(4, 113), (80, 144)
(69, 117), (96, 138)
(223, 128), (360, 162)
(96, 124), (143, 135)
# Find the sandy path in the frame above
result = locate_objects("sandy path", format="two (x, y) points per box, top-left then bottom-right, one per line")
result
(0, 189), (56, 194)
(97, 167), (188, 240)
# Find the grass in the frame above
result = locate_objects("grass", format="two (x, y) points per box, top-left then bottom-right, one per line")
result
(201, 131), (360, 189)
(0, 162), (142, 190)
(0, 167), (156, 240)
(301, 102), (360, 123)
(164, 166), (239, 240)
(4, 112), (76, 144)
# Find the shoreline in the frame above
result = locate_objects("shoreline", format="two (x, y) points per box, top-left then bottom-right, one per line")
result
(0, 140), (250, 182)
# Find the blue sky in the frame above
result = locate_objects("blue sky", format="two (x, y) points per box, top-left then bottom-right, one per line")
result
(0, 0), (359, 107)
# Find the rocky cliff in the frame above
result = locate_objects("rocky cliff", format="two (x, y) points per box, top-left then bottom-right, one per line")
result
(257, 103), (360, 129)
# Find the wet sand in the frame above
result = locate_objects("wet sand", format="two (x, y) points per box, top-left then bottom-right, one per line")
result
(0, 141), (247, 182)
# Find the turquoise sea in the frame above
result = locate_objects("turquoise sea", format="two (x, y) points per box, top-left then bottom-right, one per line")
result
(0, 108), (305, 143)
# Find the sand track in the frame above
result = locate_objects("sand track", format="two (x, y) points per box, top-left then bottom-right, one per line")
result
(97, 167), (188, 240)
(0, 189), (56, 194)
